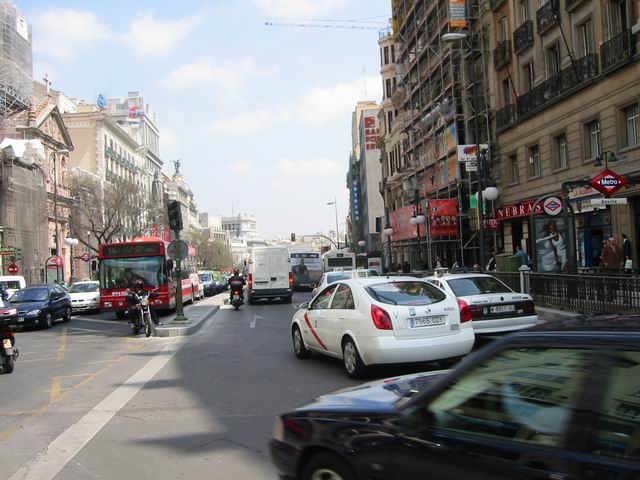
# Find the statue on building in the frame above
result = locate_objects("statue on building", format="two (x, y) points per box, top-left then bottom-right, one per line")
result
(173, 159), (182, 177)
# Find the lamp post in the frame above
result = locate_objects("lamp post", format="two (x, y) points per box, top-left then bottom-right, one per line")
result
(64, 237), (79, 283)
(442, 30), (487, 269)
(357, 240), (366, 253)
(326, 198), (340, 249)
(383, 222), (394, 273)
(52, 148), (70, 282)
(410, 199), (427, 271)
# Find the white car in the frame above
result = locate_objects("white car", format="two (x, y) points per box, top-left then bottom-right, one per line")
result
(311, 269), (380, 298)
(291, 277), (475, 378)
(425, 273), (538, 334)
(68, 281), (100, 313)
(0, 275), (26, 298)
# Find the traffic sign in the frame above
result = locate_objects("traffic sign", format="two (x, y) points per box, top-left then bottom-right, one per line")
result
(167, 240), (189, 260)
(7, 263), (18, 274)
(589, 169), (628, 197)
(543, 196), (563, 216)
(465, 162), (477, 172)
(46, 255), (64, 267)
(590, 197), (628, 206)
(80, 252), (92, 262)
(0, 246), (15, 256)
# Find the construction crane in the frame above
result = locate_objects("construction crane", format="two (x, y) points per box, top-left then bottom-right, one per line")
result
(264, 17), (388, 31)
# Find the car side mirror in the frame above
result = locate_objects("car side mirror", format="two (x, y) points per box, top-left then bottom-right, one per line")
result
(298, 301), (310, 310)
(397, 405), (434, 430)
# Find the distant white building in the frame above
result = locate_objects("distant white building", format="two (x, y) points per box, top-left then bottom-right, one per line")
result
(221, 213), (268, 266)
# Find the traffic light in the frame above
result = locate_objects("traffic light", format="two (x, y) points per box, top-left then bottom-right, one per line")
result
(290, 233), (296, 243)
(167, 200), (183, 231)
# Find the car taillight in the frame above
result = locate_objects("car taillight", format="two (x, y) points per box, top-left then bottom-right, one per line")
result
(457, 299), (473, 323)
(523, 300), (536, 314)
(289, 272), (294, 288)
(248, 273), (253, 289)
(371, 304), (393, 330)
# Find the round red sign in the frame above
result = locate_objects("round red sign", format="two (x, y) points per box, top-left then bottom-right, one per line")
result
(7, 263), (19, 274)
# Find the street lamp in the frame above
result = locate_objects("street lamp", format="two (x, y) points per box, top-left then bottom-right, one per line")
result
(64, 237), (79, 282)
(326, 198), (340, 249)
(357, 239), (366, 252)
(382, 222), (394, 273)
(594, 151), (618, 168)
(442, 30), (488, 268)
(52, 148), (70, 282)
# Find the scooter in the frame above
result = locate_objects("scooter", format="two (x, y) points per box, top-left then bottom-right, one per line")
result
(1, 318), (18, 374)
(231, 290), (243, 311)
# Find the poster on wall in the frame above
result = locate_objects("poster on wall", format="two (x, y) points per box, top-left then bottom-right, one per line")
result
(534, 217), (572, 273)
(390, 206), (418, 241)
(429, 199), (459, 237)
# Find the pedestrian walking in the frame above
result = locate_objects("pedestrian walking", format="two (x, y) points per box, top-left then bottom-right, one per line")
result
(514, 245), (529, 266)
(402, 261), (411, 274)
(601, 237), (624, 272)
(622, 234), (633, 271)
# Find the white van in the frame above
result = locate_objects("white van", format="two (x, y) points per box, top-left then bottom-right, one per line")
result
(248, 246), (293, 304)
(0, 275), (26, 298)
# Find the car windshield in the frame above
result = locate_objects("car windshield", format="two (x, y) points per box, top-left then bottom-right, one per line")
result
(448, 276), (512, 296)
(366, 281), (446, 306)
(10, 287), (48, 302)
(69, 283), (99, 293)
(327, 273), (350, 283)
(99, 257), (165, 289)
(199, 273), (212, 282)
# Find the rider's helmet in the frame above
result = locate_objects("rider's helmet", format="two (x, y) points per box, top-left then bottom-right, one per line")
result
(132, 279), (144, 291)
(234, 269), (240, 276)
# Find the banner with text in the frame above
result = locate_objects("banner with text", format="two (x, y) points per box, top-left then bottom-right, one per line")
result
(390, 206), (418, 242)
(429, 199), (459, 237)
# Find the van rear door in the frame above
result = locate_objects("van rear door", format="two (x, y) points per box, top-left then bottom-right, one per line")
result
(268, 248), (290, 290)
(252, 249), (270, 289)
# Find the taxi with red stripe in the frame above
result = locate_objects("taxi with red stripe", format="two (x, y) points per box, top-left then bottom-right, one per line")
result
(291, 276), (475, 378)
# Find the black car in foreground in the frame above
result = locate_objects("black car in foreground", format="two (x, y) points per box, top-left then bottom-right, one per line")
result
(9, 284), (72, 329)
(271, 316), (640, 479)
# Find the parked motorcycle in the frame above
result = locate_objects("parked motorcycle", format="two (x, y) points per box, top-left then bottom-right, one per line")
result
(231, 291), (243, 311)
(0, 306), (19, 374)
(127, 289), (159, 337)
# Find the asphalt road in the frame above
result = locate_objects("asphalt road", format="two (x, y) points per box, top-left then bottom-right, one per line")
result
(1, 291), (451, 480)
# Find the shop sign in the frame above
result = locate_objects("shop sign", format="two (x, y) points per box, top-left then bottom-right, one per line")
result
(457, 144), (489, 163)
(390, 206), (418, 242)
(0, 246), (16, 256)
(428, 199), (459, 237)
(590, 198), (628, 206)
(495, 200), (543, 220)
(449, 0), (468, 28)
(589, 169), (628, 196)
(568, 185), (599, 200)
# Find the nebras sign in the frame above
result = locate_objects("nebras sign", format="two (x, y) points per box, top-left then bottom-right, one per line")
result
(589, 169), (628, 196)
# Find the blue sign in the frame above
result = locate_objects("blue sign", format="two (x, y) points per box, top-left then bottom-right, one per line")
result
(97, 94), (107, 110)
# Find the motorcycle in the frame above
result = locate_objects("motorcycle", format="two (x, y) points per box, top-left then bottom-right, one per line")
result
(0, 308), (19, 374)
(127, 289), (159, 337)
(231, 290), (243, 311)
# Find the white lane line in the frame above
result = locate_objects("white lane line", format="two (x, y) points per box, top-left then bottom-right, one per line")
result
(71, 318), (120, 325)
(250, 314), (263, 328)
(9, 339), (184, 480)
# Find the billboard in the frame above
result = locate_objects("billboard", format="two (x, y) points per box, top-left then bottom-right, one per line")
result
(363, 116), (379, 150)
(390, 206), (418, 242)
(429, 199), (459, 237)
(534, 217), (571, 273)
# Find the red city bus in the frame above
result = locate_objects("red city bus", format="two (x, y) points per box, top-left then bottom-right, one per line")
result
(98, 237), (201, 315)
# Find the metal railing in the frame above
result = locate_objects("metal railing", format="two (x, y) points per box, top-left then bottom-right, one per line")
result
(493, 40), (512, 70)
(513, 20), (534, 54)
(601, 29), (635, 73)
(496, 104), (517, 131)
(536, 0), (560, 34)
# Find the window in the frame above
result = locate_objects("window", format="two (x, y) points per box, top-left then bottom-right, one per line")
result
(545, 43), (561, 77)
(528, 145), (541, 177)
(519, 0), (530, 22)
(385, 78), (392, 98)
(387, 111), (393, 130)
(330, 284), (355, 309)
(576, 19), (594, 57)
(310, 285), (337, 310)
(623, 103), (639, 147)
(447, 276), (512, 296)
(499, 16), (508, 41)
(585, 119), (602, 159)
(384, 46), (390, 65)
(365, 281), (446, 306)
(510, 154), (519, 183)
(391, 44), (395, 63)
(554, 133), (568, 169)
(502, 79), (511, 106)
(522, 62), (535, 92)
(425, 347), (591, 447)
(604, 0), (629, 40)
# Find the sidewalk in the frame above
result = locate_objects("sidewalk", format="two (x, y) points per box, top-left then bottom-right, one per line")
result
(536, 306), (584, 322)
(155, 294), (225, 337)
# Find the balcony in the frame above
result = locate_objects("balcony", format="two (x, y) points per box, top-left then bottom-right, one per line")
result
(513, 20), (534, 54)
(536, 0), (560, 35)
(496, 104), (517, 132)
(490, 0), (507, 11)
(493, 40), (512, 70)
(517, 54), (598, 117)
(600, 29), (635, 73)
(565, 0), (586, 11)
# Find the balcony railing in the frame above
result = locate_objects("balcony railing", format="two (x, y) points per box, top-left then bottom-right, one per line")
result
(517, 54), (598, 117)
(536, 0), (560, 35)
(493, 40), (512, 70)
(513, 20), (534, 54)
(490, 0), (507, 11)
(601, 29), (635, 73)
(496, 104), (517, 131)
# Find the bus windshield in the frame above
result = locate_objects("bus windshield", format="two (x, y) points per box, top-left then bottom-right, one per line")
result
(100, 257), (165, 289)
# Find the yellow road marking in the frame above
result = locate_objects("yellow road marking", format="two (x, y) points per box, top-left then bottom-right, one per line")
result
(56, 328), (68, 363)
(0, 425), (18, 442)
(49, 376), (69, 403)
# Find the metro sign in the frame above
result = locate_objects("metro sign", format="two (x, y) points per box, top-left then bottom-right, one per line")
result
(589, 169), (628, 197)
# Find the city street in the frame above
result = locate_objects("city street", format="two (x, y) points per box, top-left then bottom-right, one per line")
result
(0, 291), (448, 480)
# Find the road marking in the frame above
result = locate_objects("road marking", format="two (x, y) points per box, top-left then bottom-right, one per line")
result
(9, 339), (183, 480)
(56, 328), (68, 363)
(48, 376), (68, 403)
(72, 318), (121, 325)
(250, 314), (262, 328)
(0, 426), (18, 442)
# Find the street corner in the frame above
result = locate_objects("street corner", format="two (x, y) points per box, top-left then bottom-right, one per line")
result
(154, 301), (220, 337)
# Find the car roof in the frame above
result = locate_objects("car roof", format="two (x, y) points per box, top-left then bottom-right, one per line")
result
(22, 284), (51, 289)
(345, 276), (426, 286)
(73, 280), (98, 284)
(425, 273), (494, 280)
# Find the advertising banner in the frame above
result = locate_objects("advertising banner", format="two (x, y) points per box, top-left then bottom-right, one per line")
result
(534, 217), (573, 273)
(390, 206), (418, 242)
(449, 0), (468, 28)
(429, 199), (459, 237)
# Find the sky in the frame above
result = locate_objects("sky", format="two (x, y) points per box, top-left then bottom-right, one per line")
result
(21, 0), (389, 239)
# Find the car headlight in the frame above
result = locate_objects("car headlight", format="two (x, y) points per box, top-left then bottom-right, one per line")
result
(26, 309), (41, 316)
(273, 417), (285, 442)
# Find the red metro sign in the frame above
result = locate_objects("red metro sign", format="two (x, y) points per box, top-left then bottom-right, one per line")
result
(590, 169), (628, 197)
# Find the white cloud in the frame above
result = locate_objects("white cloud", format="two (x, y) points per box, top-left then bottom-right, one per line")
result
(207, 75), (382, 135)
(276, 158), (342, 177)
(123, 13), (202, 57)
(160, 127), (178, 151)
(161, 57), (276, 90)
(227, 161), (257, 175)
(31, 8), (110, 61)
(255, 0), (347, 17)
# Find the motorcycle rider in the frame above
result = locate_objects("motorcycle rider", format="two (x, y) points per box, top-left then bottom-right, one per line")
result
(126, 279), (160, 325)
(228, 269), (245, 302)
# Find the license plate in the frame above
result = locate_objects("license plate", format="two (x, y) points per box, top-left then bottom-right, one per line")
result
(2, 339), (11, 348)
(490, 305), (516, 314)
(409, 316), (446, 328)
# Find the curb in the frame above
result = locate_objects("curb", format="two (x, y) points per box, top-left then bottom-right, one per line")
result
(536, 306), (583, 322)
(155, 305), (220, 337)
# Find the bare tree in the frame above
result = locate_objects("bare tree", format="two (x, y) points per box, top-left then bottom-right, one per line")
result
(187, 229), (233, 269)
